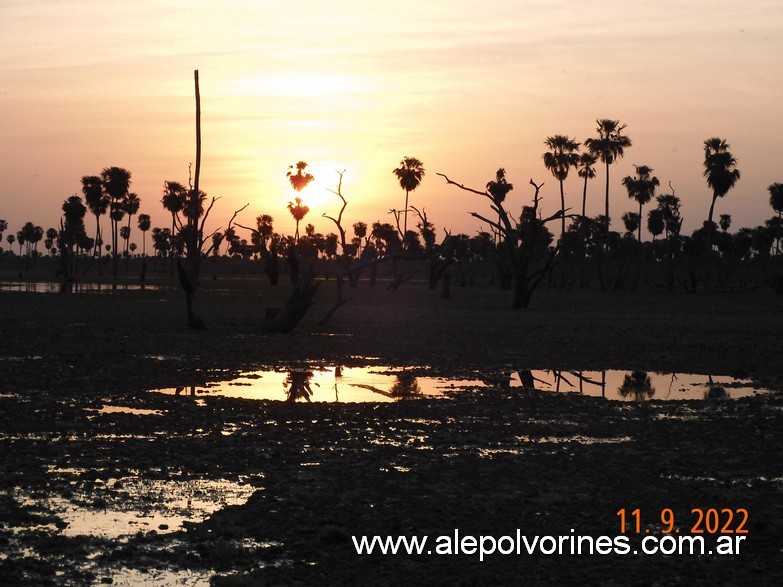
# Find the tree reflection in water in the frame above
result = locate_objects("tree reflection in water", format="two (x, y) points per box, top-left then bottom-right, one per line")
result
(284, 370), (317, 402)
(617, 371), (656, 400)
(704, 376), (727, 400)
(389, 372), (422, 398)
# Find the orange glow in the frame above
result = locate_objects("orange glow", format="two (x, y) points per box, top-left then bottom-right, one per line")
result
(0, 1), (781, 244)
(226, 73), (370, 99)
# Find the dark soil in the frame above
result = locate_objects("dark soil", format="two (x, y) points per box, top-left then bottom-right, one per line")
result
(1, 276), (782, 585)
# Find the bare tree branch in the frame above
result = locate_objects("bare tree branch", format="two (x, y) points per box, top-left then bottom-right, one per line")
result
(202, 203), (249, 258)
(389, 208), (404, 240)
(199, 196), (221, 236)
(469, 212), (504, 234)
(436, 172), (488, 197)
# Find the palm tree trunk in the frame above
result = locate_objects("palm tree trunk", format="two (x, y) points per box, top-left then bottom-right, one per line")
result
(112, 215), (119, 279)
(559, 179), (565, 240)
(582, 176), (588, 217)
(94, 215), (100, 258)
(403, 190), (409, 243)
(707, 194), (717, 226)
(126, 216), (132, 257)
(96, 218), (104, 276)
(638, 201), (643, 242)
(604, 161), (610, 249)
(705, 192), (718, 290)
(170, 216), (176, 277)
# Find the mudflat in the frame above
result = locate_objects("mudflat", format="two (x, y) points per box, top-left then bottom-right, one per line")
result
(1, 278), (781, 585)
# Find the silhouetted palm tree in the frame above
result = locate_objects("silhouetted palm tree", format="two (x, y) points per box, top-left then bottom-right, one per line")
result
(647, 208), (664, 241)
(60, 195), (87, 279)
(352, 221), (368, 256)
(621, 212), (640, 237)
(183, 189), (207, 223)
(31, 225), (43, 256)
(151, 227), (169, 258)
(0, 219), (8, 245)
(621, 165), (660, 241)
(287, 197), (310, 243)
(286, 162), (314, 244)
(62, 195), (86, 223)
(577, 152), (597, 217)
(284, 370), (316, 402)
(81, 175), (108, 258)
(585, 119), (632, 246)
(287, 161), (315, 192)
(123, 192), (140, 257)
(770, 183), (783, 217)
(543, 135), (581, 239)
(18, 223), (43, 257)
(45, 227), (57, 255)
(769, 183), (783, 255)
(486, 168), (514, 242)
(703, 138), (740, 289)
(486, 168), (514, 204)
(392, 156), (425, 242)
(20, 222), (37, 257)
(119, 225), (131, 258)
(389, 372), (422, 398)
(162, 181), (186, 275)
(617, 371), (655, 401)
(137, 214), (151, 256)
(703, 137), (740, 228)
(100, 166), (132, 278)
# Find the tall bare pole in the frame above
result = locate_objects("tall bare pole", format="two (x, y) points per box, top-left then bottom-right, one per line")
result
(193, 69), (201, 217)
(183, 70), (203, 296)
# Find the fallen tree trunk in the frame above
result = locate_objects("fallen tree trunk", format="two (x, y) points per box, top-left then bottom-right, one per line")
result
(261, 271), (320, 333)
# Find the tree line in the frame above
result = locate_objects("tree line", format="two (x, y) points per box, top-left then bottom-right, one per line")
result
(2, 118), (782, 308)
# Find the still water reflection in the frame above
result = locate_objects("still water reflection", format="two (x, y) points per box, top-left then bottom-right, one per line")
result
(152, 366), (769, 403)
(0, 281), (170, 293)
(155, 366), (481, 403)
(508, 370), (764, 401)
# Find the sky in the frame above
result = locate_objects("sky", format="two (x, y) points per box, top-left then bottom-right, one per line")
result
(1, 0), (782, 247)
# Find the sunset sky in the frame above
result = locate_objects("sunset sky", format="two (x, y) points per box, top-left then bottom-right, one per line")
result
(1, 0), (782, 247)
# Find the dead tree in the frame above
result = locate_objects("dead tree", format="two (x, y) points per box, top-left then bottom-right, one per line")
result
(177, 70), (248, 328)
(177, 259), (205, 329)
(438, 171), (579, 308)
(322, 170), (358, 285)
(261, 270), (320, 333)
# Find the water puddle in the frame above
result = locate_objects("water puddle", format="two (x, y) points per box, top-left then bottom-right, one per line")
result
(152, 366), (484, 403)
(13, 476), (258, 540)
(90, 567), (212, 587)
(151, 365), (772, 403)
(92, 405), (165, 416)
(508, 370), (770, 401)
(0, 281), (170, 294)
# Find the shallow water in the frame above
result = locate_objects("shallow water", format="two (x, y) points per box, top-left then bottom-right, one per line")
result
(13, 475), (258, 540)
(93, 405), (164, 416)
(0, 280), (170, 293)
(507, 369), (766, 401)
(152, 366), (483, 403)
(150, 365), (771, 403)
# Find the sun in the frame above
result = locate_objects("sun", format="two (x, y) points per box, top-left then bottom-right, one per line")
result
(282, 161), (351, 210)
